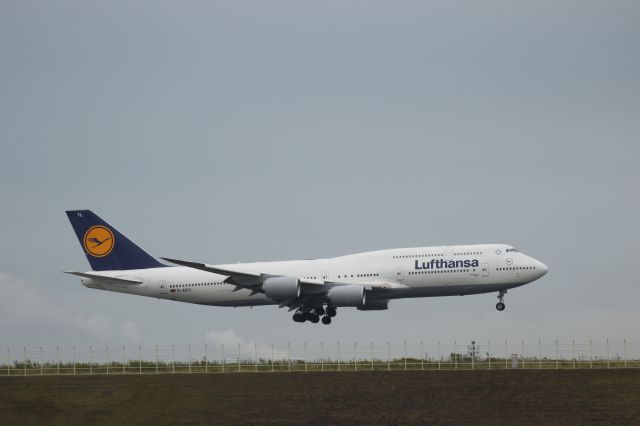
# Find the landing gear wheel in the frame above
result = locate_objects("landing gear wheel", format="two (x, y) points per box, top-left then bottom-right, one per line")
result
(326, 306), (337, 318)
(313, 306), (325, 316)
(496, 290), (507, 311)
(292, 312), (304, 322)
(308, 314), (320, 323)
(321, 316), (332, 325)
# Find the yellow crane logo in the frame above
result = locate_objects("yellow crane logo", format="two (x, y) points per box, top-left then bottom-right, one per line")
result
(83, 226), (115, 257)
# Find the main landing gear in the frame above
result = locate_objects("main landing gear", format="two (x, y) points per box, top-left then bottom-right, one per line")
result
(496, 290), (507, 311)
(293, 305), (337, 325)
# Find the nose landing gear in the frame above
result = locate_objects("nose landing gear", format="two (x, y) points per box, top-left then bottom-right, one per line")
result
(496, 290), (507, 311)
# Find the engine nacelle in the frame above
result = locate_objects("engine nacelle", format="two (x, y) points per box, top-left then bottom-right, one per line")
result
(357, 299), (389, 311)
(327, 285), (366, 307)
(262, 276), (300, 301)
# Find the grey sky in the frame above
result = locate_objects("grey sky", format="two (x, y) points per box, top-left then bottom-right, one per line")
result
(1, 1), (639, 350)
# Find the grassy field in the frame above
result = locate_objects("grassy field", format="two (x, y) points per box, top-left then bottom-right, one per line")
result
(1, 370), (639, 425)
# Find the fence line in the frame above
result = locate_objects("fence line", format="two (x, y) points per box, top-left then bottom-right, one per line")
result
(2, 339), (639, 376)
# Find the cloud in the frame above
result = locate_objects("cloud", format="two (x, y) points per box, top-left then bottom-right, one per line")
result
(73, 314), (114, 339)
(2, 274), (52, 316)
(205, 329), (245, 347)
(1, 272), (144, 344)
(119, 321), (142, 343)
(205, 329), (289, 359)
(0, 272), (67, 330)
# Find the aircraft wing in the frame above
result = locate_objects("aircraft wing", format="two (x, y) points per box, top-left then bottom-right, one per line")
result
(161, 257), (324, 294)
(63, 271), (142, 285)
(161, 258), (262, 279)
(162, 257), (402, 309)
(364, 281), (410, 291)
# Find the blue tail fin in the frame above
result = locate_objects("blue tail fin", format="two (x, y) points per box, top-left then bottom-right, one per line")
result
(66, 210), (165, 271)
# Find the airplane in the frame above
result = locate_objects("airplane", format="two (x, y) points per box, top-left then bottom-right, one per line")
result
(64, 210), (548, 324)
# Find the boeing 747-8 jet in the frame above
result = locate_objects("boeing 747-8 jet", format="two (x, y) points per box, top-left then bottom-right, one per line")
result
(65, 210), (548, 324)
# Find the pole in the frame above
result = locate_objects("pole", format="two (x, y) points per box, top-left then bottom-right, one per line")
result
(288, 343), (291, 372)
(304, 343), (308, 372)
(371, 342), (374, 371)
(421, 341), (424, 371)
(237, 344), (241, 373)
(504, 340), (508, 370)
(555, 340), (559, 370)
(7, 347), (10, 376)
(354, 342), (357, 372)
(57, 346), (60, 376)
(438, 341), (441, 370)
(138, 345), (142, 374)
(155, 345), (159, 374)
(321, 342), (324, 372)
(488, 340), (491, 370)
(271, 343), (274, 372)
(23, 346), (26, 376)
(624, 339), (627, 369)
(471, 342), (475, 370)
(337, 342), (341, 372)
(106, 345), (110, 375)
(205, 344), (208, 373)
(90, 346), (93, 375)
(40, 346), (43, 376)
(189, 344), (192, 373)
(404, 341), (407, 371)
(387, 341), (390, 371)
(589, 340), (593, 369)
(255, 343), (258, 373)
(572, 340), (575, 369)
(222, 344), (225, 373)
(606, 339), (610, 369)
(455, 341), (458, 370)
(538, 340), (542, 369)
(73, 346), (76, 375)
(521, 340), (524, 369)
(122, 345), (126, 374)
(172, 345), (175, 374)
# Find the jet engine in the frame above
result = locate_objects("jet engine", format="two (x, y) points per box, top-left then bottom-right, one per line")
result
(327, 285), (366, 307)
(262, 276), (300, 301)
(357, 299), (389, 310)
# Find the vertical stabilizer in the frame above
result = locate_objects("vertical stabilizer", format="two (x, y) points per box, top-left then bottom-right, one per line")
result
(66, 210), (165, 271)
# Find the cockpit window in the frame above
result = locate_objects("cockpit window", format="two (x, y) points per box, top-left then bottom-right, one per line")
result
(506, 248), (518, 253)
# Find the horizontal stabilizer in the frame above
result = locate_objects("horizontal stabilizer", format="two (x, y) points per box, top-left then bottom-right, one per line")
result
(63, 271), (142, 285)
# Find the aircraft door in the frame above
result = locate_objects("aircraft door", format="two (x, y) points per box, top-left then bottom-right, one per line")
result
(395, 266), (405, 282)
(481, 264), (489, 278)
(159, 280), (168, 294)
(443, 246), (452, 261)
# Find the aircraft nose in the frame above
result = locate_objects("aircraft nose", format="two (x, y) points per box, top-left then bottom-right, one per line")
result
(536, 260), (549, 277)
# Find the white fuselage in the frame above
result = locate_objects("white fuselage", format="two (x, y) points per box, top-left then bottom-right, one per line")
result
(78, 244), (548, 307)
